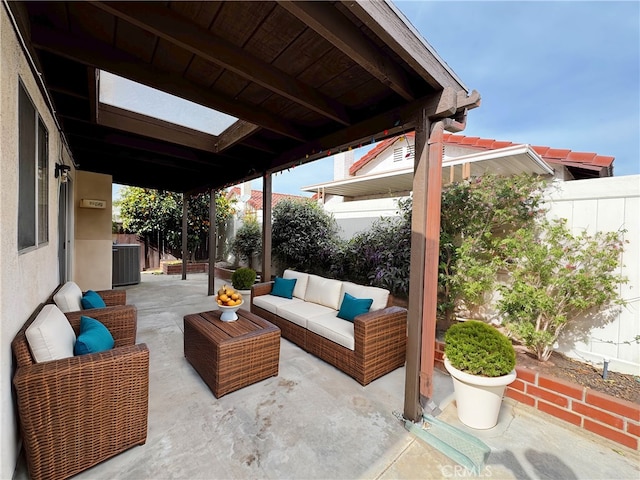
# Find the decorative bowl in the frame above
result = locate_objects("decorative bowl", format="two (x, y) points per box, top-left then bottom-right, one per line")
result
(218, 300), (244, 322)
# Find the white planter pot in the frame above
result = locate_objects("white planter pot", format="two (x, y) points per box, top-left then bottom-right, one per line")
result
(237, 289), (251, 300)
(444, 357), (516, 429)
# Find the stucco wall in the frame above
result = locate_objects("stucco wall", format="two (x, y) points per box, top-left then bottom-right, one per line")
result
(0, 9), (66, 478)
(74, 171), (113, 290)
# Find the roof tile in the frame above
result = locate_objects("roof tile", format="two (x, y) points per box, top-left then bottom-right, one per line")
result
(346, 133), (614, 179)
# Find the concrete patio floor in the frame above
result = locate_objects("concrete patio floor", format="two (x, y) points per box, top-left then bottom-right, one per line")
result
(14, 273), (639, 479)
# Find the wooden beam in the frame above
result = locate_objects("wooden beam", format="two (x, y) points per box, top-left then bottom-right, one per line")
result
(182, 192), (189, 280)
(30, 25), (307, 141)
(216, 121), (261, 153)
(279, 1), (415, 101)
(98, 104), (219, 153)
(208, 189), (217, 296)
(262, 174), (273, 282)
(343, 1), (467, 92)
(404, 109), (430, 422)
(271, 88), (457, 170)
(419, 120), (444, 406)
(94, 1), (351, 126)
(88, 67), (98, 123)
(61, 116), (220, 165)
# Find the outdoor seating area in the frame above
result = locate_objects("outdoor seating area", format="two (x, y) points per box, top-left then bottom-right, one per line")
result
(12, 301), (149, 480)
(11, 273), (639, 480)
(251, 270), (407, 385)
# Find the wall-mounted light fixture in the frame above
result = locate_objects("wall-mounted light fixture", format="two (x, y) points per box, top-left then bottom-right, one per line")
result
(55, 163), (71, 182)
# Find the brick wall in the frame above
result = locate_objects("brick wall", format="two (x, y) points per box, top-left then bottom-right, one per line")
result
(161, 262), (209, 275)
(435, 341), (639, 450)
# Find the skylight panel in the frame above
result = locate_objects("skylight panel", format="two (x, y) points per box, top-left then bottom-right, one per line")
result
(98, 71), (237, 136)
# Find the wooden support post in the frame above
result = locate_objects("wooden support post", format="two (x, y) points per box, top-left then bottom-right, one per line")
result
(404, 110), (430, 422)
(182, 192), (189, 280)
(262, 174), (273, 282)
(208, 188), (217, 296)
(420, 121), (444, 405)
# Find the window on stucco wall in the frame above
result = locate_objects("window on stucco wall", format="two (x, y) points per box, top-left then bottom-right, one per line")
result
(18, 81), (48, 251)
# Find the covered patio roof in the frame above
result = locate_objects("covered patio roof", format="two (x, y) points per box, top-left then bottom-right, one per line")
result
(301, 144), (555, 198)
(7, 0), (480, 423)
(9, 0), (474, 193)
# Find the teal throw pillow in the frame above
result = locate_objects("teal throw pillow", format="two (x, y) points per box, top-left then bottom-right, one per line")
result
(271, 277), (297, 299)
(337, 293), (373, 322)
(74, 316), (115, 355)
(81, 290), (106, 309)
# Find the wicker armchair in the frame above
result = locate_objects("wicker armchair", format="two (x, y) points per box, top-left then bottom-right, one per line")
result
(50, 281), (127, 313)
(12, 304), (149, 480)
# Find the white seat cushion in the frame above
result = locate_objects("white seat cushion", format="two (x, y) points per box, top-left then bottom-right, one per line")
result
(304, 275), (343, 310)
(25, 304), (77, 363)
(307, 314), (355, 351)
(340, 282), (389, 312)
(53, 281), (83, 313)
(277, 301), (336, 329)
(283, 270), (310, 299)
(253, 294), (303, 315)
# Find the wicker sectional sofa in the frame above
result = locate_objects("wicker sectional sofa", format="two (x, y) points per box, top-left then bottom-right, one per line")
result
(251, 270), (407, 385)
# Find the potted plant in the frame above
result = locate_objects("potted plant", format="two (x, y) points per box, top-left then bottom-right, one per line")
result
(444, 320), (516, 429)
(231, 267), (257, 295)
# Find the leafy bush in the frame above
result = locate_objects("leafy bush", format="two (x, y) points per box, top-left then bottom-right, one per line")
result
(498, 218), (627, 361)
(231, 267), (257, 290)
(231, 219), (261, 267)
(438, 174), (546, 320)
(332, 198), (412, 296)
(272, 199), (339, 275)
(444, 321), (516, 377)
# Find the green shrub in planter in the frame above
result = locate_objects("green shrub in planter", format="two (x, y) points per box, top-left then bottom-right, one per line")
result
(231, 267), (257, 290)
(444, 321), (515, 377)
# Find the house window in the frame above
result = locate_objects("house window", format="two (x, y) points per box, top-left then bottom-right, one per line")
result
(393, 147), (403, 162)
(18, 82), (49, 251)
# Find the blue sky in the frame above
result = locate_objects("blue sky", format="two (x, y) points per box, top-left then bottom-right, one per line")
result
(115, 1), (639, 199)
(267, 0), (640, 196)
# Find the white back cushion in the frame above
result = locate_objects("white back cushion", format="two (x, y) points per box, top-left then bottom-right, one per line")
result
(304, 275), (343, 310)
(53, 281), (83, 313)
(283, 270), (309, 299)
(340, 282), (390, 311)
(25, 304), (76, 363)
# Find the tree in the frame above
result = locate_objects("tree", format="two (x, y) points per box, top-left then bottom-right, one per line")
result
(271, 199), (339, 275)
(438, 174), (547, 321)
(231, 218), (261, 269)
(497, 218), (627, 361)
(117, 187), (235, 261)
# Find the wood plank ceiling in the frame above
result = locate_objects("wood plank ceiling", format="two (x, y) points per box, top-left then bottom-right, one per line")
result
(9, 1), (474, 193)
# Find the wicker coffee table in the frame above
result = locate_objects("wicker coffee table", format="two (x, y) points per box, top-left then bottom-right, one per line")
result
(184, 309), (280, 398)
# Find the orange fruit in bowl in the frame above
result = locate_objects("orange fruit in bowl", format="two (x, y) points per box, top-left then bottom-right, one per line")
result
(219, 294), (229, 303)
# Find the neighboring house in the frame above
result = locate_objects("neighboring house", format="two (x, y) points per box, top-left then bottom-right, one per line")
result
(303, 132), (613, 238)
(227, 182), (309, 223)
(303, 133), (638, 376)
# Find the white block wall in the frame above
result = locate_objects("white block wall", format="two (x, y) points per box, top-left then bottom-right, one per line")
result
(546, 175), (639, 375)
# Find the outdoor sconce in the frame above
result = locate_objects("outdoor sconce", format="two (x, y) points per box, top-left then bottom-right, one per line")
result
(55, 163), (70, 182)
